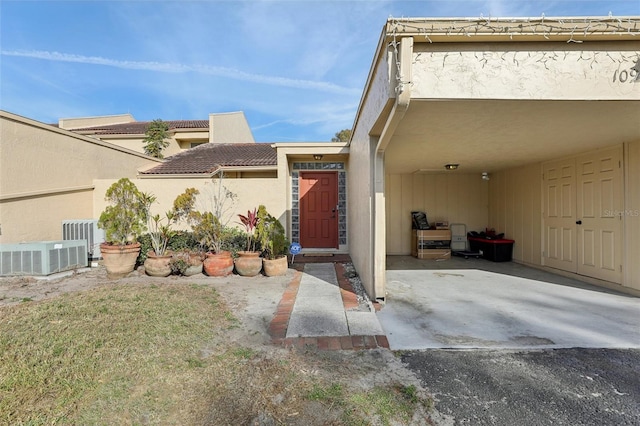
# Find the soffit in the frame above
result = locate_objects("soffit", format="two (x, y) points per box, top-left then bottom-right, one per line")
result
(384, 99), (640, 174)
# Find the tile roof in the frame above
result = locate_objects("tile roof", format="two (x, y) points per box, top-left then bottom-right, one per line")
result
(71, 120), (209, 135)
(140, 143), (277, 175)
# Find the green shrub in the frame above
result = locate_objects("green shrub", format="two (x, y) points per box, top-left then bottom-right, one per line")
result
(255, 205), (288, 260)
(137, 231), (200, 264)
(98, 178), (149, 245)
(169, 231), (200, 251)
(220, 227), (251, 258)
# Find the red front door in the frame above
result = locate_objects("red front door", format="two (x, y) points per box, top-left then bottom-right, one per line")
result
(299, 172), (338, 249)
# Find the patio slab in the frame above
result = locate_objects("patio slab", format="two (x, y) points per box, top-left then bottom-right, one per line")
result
(378, 266), (640, 350)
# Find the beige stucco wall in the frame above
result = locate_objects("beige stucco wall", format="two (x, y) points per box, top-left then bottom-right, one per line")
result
(412, 41), (639, 100)
(0, 111), (160, 243)
(348, 48), (396, 300)
(93, 177), (286, 237)
(92, 143), (350, 248)
(274, 142), (350, 252)
(209, 112), (255, 144)
(94, 135), (188, 158)
(385, 173), (489, 254)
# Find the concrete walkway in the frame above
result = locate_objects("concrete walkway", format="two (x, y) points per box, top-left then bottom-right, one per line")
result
(269, 263), (388, 350)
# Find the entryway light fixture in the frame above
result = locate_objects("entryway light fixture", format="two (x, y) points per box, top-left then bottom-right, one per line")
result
(444, 164), (459, 170)
(482, 172), (490, 181)
(313, 154), (323, 160)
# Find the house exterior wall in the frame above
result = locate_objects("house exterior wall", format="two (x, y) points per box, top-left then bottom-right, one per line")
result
(385, 173), (489, 254)
(209, 112), (255, 144)
(351, 19), (639, 298)
(349, 48), (396, 299)
(92, 134), (196, 158)
(274, 142), (350, 252)
(93, 177), (286, 236)
(0, 111), (159, 244)
(411, 41), (639, 100)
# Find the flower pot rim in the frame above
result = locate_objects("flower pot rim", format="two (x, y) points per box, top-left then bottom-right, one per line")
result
(146, 250), (173, 259)
(206, 250), (232, 257)
(100, 241), (141, 248)
(237, 251), (261, 257)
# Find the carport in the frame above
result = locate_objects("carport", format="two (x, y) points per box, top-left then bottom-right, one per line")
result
(347, 17), (640, 302)
(377, 256), (640, 350)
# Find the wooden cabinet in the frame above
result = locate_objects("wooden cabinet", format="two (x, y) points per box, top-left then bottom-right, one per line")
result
(412, 229), (451, 259)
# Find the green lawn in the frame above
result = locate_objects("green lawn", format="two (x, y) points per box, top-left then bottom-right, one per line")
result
(0, 283), (430, 425)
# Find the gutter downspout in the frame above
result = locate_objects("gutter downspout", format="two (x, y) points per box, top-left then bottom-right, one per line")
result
(372, 36), (413, 300)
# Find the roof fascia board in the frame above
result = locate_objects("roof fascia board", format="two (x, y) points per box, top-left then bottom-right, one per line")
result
(385, 16), (640, 43)
(273, 142), (349, 150)
(138, 165), (278, 179)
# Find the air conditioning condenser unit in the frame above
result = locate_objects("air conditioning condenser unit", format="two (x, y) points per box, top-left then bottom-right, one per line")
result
(0, 240), (88, 276)
(62, 219), (105, 261)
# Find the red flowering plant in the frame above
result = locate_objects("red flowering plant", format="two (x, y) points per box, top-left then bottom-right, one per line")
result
(238, 208), (259, 252)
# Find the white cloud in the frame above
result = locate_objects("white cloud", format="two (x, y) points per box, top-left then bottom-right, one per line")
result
(1, 49), (361, 95)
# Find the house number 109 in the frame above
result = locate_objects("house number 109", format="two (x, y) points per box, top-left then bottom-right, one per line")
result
(612, 68), (638, 83)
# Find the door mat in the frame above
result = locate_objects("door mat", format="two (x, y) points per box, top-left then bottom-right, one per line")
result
(303, 253), (334, 257)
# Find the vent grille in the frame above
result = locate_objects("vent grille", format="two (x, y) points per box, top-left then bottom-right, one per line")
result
(62, 220), (105, 260)
(0, 241), (88, 276)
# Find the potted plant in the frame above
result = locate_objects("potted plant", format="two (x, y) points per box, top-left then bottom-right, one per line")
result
(256, 205), (289, 277)
(143, 195), (176, 277)
(170, 250), (204, 276)
(98, 178), (149, 277)
(234, 208), (262, 277)
(173, 172), (236, 276)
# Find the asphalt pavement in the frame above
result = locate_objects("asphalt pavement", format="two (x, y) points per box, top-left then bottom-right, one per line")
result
(401, 348), (640, 425)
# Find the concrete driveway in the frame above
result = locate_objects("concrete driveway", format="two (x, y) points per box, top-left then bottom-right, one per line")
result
(377, 257), (640, 350)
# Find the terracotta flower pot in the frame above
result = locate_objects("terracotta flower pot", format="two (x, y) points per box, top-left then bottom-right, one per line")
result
(203, 251), (234, 277)
(183, 263), (203, 276)
(262, 256), (288, 277)
(100, 242), (141, 278)
(144, 251), (173, 277)
(234, 251), (262, 277)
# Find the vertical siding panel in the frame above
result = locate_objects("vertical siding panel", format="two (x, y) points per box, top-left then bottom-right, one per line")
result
(401, 174), (414, 253)
(521, 167), (531, 261)
(488, 172), (498, 232)
(511, 169), (523, 260)
(624, 140), (640, 290)
(385, 172), (492, 255)
(488, 163), (543, 265)
(527, 166), (537, 263)
(386, 174), (403, 253)
(525, 164), (538, 264)
(433, 174), (448, 222)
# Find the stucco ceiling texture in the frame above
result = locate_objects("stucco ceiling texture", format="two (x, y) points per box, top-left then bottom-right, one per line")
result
(385, 99), (640, 174)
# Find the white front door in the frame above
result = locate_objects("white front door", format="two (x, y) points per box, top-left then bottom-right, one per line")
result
(576, 146), (623, 283)
(543, 146), (623, 284)
(543, 158), (577, 272)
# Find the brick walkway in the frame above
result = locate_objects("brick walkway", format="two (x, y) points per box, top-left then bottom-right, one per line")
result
(268, 259), (389, 351)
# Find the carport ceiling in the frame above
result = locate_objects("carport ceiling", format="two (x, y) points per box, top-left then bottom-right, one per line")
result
(385, 99), (640, 174)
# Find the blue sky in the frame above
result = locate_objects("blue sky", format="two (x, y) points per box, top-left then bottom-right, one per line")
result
(1, 1), (638, 142)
